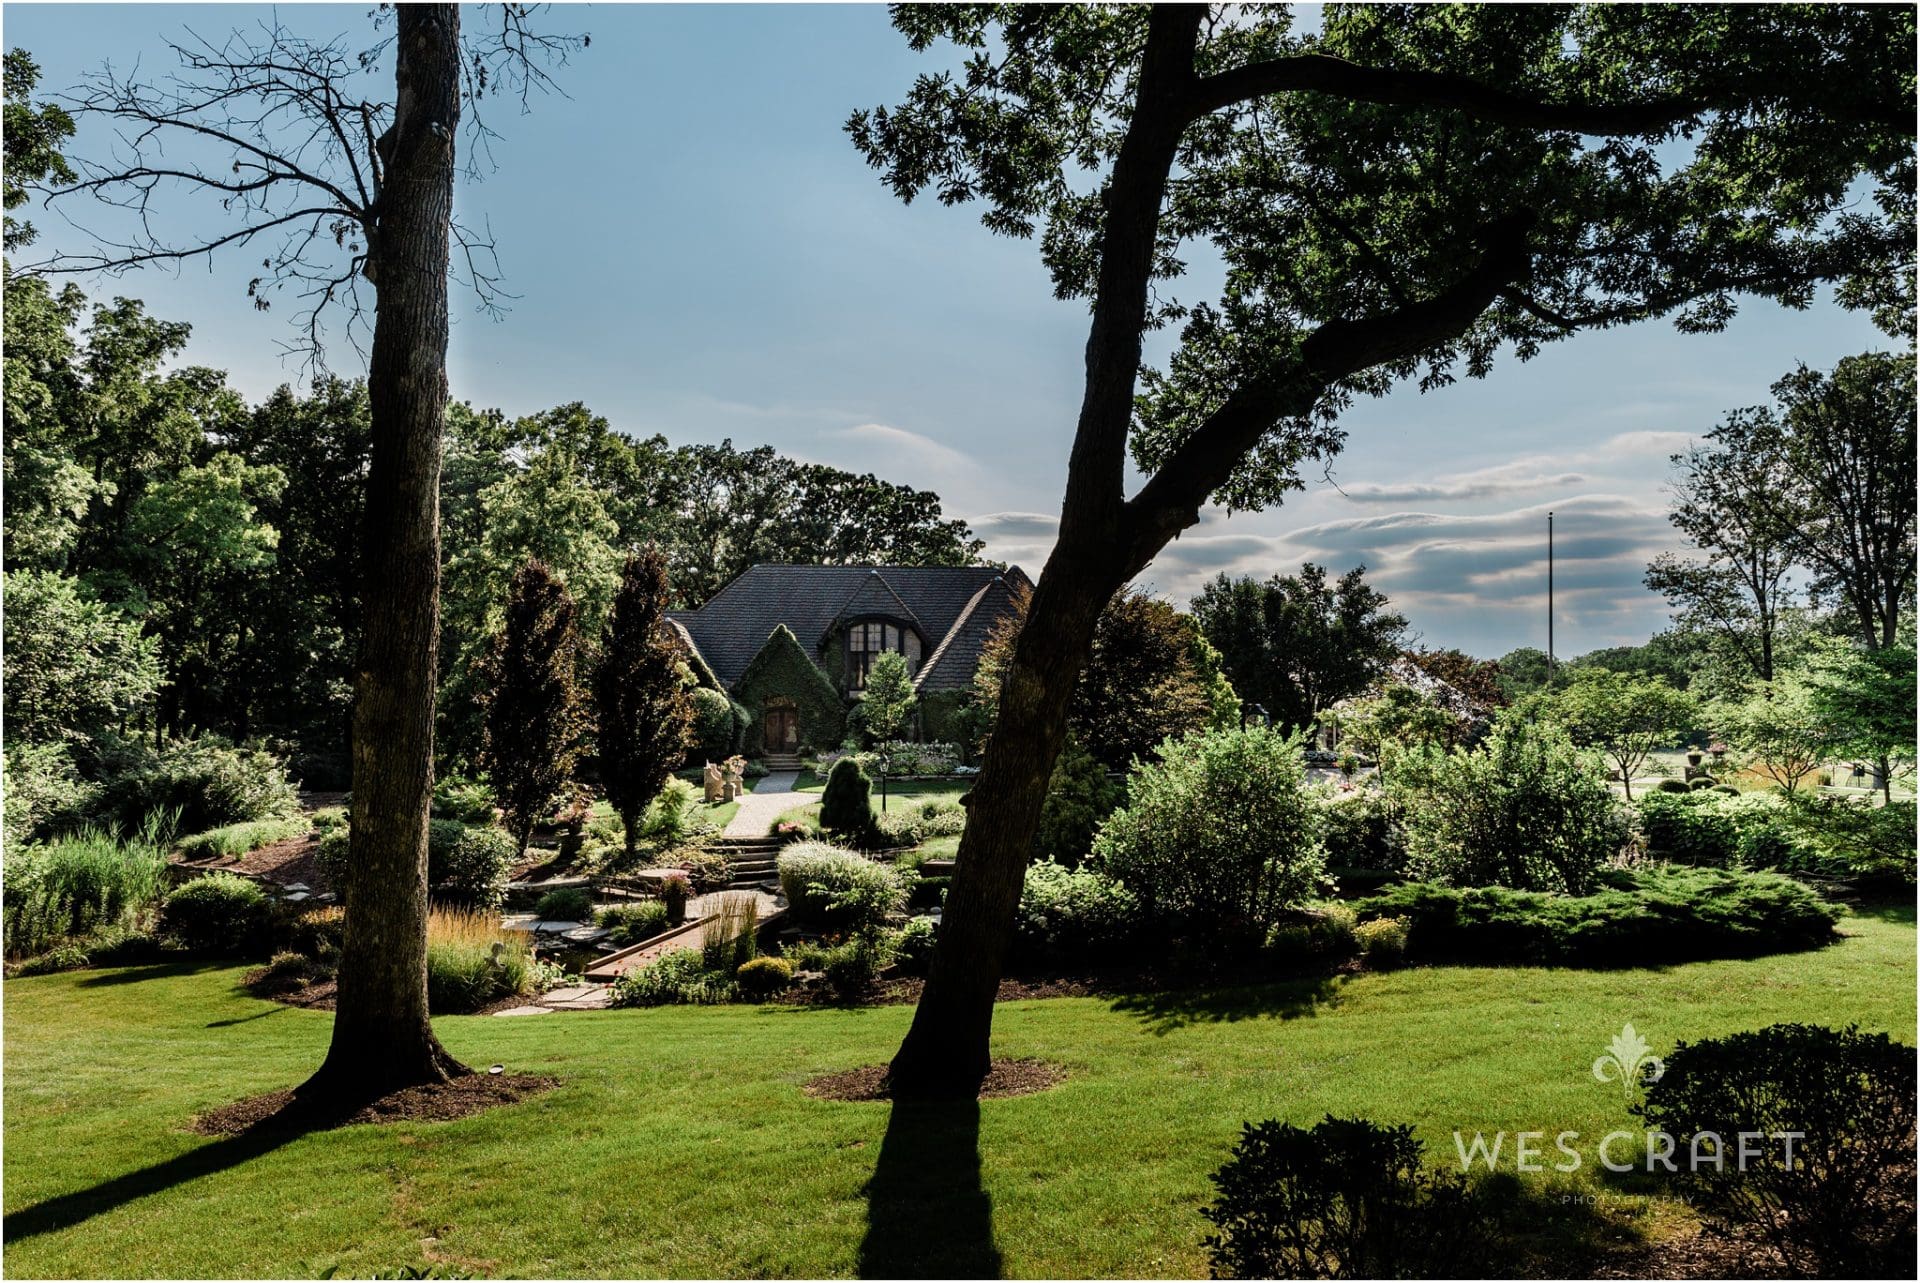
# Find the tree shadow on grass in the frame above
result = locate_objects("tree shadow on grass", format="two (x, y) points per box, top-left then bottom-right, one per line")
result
(206, 1004), (288, 1028)
(3, 1122), (306, 1245)
(72, 960), (226, 988)
(1110, 974), (1344, 1036)
(858, 1099), (1000, 1279)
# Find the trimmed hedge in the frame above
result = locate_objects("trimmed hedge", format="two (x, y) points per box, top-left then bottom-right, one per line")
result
(1353, 866), (1839, 967)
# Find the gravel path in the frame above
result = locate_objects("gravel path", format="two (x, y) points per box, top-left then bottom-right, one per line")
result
(723, 770), (802, 836)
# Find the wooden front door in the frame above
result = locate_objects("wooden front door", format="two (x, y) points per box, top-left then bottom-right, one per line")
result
(765, 705), (799, 752)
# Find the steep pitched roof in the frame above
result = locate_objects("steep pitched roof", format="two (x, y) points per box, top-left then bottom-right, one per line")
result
(914, 575), (1020, 693)
(668, 564), (1029, 689)
(833, 569), (923, 631)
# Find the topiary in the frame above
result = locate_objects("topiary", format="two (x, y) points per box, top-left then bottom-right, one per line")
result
(735, 955), (793, 998)
(819, 757), (876, 844)
(1654, 778), (1692, 794)
(1632, 1023), (1916, 1277)
(161, 871), (269, 956)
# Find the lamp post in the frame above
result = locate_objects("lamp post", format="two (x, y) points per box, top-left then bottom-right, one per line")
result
(1547, 510), (1555, 681)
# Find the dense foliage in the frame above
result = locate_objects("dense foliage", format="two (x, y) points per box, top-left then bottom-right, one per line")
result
(1385, 716), (1626, 893)
(478, 559), (590, 855)
(1032, 738), (1123, 866)
(1352, 866), (1839, 967)
(1091, 726), (1327, 934)
(1203, 1116), (1488, 1280)
(2, 824), (168, 959)
(974, 588), (1229, 769)
(160, 871), (268, 956)
(595, 548), (695, 857)
(1192, 566), (1408, 735)
(1632, 1024), (1916, 1277)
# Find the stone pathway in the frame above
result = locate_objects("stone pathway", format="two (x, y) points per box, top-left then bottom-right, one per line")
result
(722, 770), (802, 836)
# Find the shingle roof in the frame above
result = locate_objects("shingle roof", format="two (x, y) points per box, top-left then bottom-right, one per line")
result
(668, 564), (1029, 689)
(915, 576), (1021, 692)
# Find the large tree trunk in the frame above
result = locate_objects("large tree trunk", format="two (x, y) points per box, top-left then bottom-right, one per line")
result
(887, 561), (1121, 1096)
(303, 4), (466, 1100)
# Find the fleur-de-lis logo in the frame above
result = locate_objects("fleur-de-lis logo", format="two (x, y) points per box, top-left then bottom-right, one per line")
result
(1592, 1022), (1665, 1094)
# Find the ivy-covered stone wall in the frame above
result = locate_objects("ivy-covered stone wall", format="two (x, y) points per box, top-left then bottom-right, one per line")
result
(732, 624), (847, 752)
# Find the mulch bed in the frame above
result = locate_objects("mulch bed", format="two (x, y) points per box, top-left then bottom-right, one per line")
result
(803, 1058), (1065, 1101)
(1590, 1224), (1789, 1279)
(191, 1071), (558, 1136)
(174, 832), (328, 894)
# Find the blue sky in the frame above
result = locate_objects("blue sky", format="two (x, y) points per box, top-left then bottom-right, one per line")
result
(4, 3), (1888, 658)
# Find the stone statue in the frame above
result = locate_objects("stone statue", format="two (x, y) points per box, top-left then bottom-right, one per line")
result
(703, 761), (725, 803)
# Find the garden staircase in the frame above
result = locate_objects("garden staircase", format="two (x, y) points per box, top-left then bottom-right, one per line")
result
(709, 834), (784, 890)
(761, 752), (804, 773)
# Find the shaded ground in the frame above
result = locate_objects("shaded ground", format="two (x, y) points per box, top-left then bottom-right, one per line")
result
(5, 911), (1911, 1277)
(173, 832), (326, 894)
(191, 1074), (559, 1136)
(806, 1059), (1065, 1102)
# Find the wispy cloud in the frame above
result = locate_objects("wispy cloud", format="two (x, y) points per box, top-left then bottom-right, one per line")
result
(1331, 430), (1697, 505)
(826, 422), (981, 476)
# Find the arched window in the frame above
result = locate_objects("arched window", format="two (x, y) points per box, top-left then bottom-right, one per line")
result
(846, 617), (923, 689)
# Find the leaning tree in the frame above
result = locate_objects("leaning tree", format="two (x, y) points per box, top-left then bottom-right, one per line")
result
(25, 6), (582, 1098)
(850, 3), (1913, 1096)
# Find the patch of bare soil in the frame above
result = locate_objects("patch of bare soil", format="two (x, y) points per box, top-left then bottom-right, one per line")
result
(191, 1072), (558, 1136)
(803, 1058), (1065, 1101)
(1590, 1224), (1788, 1279)
(175, 832), (327, 893)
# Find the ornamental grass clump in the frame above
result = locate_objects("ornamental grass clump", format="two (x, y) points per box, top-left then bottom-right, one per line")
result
(3, 822), (170, 959)
(424, 907), (535, 1014)
(598, 900), (671, 947)
(776, 841), (903, 934)
(701, 892), (758, 972)
(175, 816), (310, 861)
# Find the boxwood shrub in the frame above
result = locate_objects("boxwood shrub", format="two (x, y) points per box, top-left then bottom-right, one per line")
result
(1353, 866), (1839, 967)
(161, 871), (270, 955)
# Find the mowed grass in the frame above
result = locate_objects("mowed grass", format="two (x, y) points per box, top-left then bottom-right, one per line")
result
(4, 907), (1912, 1279)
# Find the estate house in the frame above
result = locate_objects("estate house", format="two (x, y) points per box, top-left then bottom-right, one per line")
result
(667, 564), (1030, 756)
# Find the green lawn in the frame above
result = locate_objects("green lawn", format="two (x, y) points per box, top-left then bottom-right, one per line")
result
(4, 907), (1912, 1278)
